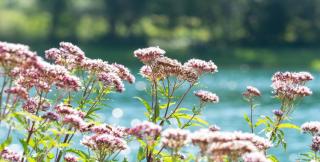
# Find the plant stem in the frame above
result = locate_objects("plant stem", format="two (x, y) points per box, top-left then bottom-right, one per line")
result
(249, 98), (254, 133)
(160, 84), (194, 125)
(181, 114), (196, 129)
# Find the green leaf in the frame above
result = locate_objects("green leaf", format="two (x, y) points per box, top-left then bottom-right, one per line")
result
(243, 113), (252, 126)
(174, 113), (208, 125)
(267, 154), (280, 162)
(16, 111), (43, 122)
(278, 123), (300, 130)
(134, 97), (152, 113)
(137, 147), (145, 161)
(159, 102), (175, 109)
(0, 136), (12, 151)
(66, 149), (90, 159)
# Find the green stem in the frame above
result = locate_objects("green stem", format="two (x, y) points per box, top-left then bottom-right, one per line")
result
(249, 98), (254, 133)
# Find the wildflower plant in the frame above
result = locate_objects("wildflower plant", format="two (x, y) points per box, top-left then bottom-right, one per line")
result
(243, 86), (261, 133)
(0, 41), (318, 162)
(256, 72), (313, 150)
(133, 46), (219, 161)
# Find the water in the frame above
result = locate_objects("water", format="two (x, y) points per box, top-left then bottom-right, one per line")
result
(1, 68), (319, 161)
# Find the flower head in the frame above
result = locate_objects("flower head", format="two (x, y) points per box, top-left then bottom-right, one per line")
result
(0, 147), (21, 162)
(242, 152), (270, 162)
(243, 86), (261, 98)
(301, 121), (320, 135)
(195, 90), (219, 103)
(272, 109), (284, 117)
(184, 59), (218, 74)
(126, 121), (162, 144)
(134, 46), (165, 63)
(64, 154), (78, 162)
(271, 71), (313, 100)
(98, 72), (125, 92)
(5, 86), (28, 99)
(311, 136), (320, 152)
(161, 128), (190, 149)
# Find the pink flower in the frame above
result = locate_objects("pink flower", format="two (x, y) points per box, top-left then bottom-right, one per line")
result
(81, 133), (127, 153)
(0, 148), (21, 162)
(112, 63), (135, 84)
(55, 104), (85, 118)
(45, 42), (85, 70)
(242, 152), (270, 162)
(63, 114), (85, 129)
(98, 72), (125, 92)
(243, 86), (261, 98)
(184, 59), (218, 74)
(301, 121), (320, 135)
(127, 121), (162, 144)
(161, 128), (190, 149)
(5, 86), (28, 99)
(64, 153), (78, 162)
(139, 65), (153, 79)
(271, 71), (313, 100)
(43, 112), (60, 121)
(134, 46), (165, 63)
(195, 90), (219, 103)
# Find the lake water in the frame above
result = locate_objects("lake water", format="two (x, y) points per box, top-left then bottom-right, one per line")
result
(1, 67), (319, 161)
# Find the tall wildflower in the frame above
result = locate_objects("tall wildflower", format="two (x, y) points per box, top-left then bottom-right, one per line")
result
(243, 86), (261, 133)
(267, 71), (313, 146)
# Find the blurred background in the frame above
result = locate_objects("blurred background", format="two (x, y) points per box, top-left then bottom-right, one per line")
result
(1, 0), (320, 68)
(1, 0), (320, 161)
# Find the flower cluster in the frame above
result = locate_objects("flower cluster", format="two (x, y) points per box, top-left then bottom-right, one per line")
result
(243, 86), (261, 98)
(311, 136), (320, 152)
(64, 154), (78, 162)
(242, 152), (270, 162)
(135, 47), (217, 83)
(0, 41), (38, 71)
(195, 90), (219, 103)
(12, 61), (81, 92)
(161, 128), (190, 150)
(45, 42), (85, 70)
(22, 97), (50, 113)
(191, 130), (271, 160)
(54, 103), (87, 129)
(184, 59), (218, 74)
(0, 148), (21, 162)
(134, 46), (165, 64)
(271, 71), (313, 100)
(81, 124), (128, 160)
(126, 121), (162, 144)
(46, 42), (134, 92)
(301, 121), (320, 136)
